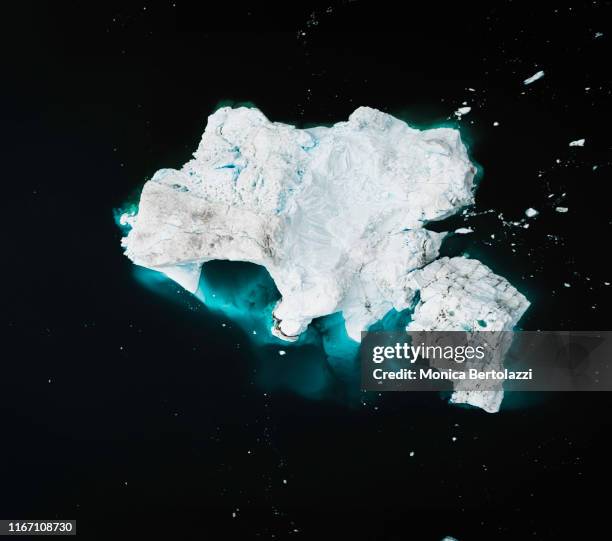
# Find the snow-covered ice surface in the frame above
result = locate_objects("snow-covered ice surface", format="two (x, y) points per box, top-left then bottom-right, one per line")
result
(406, 257), (529, 412)
(121, 106), (529, 412)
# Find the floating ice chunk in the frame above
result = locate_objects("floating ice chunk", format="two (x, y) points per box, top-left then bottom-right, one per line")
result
(454, 106), (471, 117)
(406, 257), (529, 333)
(406, 257), (529, 413)
(119, 211), (136, 227)
(525, 207), (539, 218)
(454, 227), (473, 234)
(493, 121), (500, 126)
(524, 70), (545, 85)
(569, 138), (585, 147)
(564, 283), (571, 288)
(121, 106), (529, 412)
(555, 206), (569, 213)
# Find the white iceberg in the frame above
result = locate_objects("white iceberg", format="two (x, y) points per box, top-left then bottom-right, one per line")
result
(524, 70), (545, 85)
(121, 106), (529, 411)
(454, 106), (471, 118)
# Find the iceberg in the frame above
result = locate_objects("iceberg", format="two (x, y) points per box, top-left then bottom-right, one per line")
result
(523, 70), (545, 85)
(121, 106), (529, 411)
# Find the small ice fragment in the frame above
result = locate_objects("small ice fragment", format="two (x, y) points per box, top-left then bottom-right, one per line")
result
(454, 227), (473, 234)
(555, 206), (568, 213)
(595, 32), (604, 38)
(569, 138), (585, 147)
(493, 121), (499, 126)
(278, 350), (286, 356)
(409, 451), (415, 457)
(564, 283), (571, 288)
(119, 212), (135, 227)
(454, 106), (471, 117)
(604, 282), (610, 286)
(524, 70), (545, 85)
(525, 208), (539, 218)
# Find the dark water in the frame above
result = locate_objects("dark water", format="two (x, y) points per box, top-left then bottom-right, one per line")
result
(2, 3), (612, 539)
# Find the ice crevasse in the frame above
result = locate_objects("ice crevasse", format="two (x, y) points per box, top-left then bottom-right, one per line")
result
(121, 106), (529, 412)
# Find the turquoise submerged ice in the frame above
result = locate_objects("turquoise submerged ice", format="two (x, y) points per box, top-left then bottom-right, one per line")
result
(121, 106), (529, 412)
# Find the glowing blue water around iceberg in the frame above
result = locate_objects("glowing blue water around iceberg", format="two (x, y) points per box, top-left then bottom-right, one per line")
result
(129, 255), (370, 401)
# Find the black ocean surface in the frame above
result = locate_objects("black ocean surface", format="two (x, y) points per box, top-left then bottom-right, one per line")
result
(2, 3), (612, 539)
